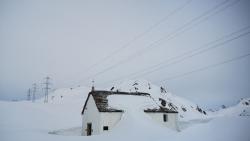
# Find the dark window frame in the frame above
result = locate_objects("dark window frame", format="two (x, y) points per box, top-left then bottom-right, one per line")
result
(163, 114), (168, 122)
(103, 126), (109, 131)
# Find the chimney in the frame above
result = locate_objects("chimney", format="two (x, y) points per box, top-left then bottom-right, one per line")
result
(91, 80), (95, 91)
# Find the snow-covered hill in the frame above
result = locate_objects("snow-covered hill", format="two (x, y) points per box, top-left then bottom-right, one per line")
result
(213, 98), (250, 117)
(1, 79), (250, 141)
(109, 79), (208, 121)
(35, 79), (248, 122)
(35, 79), (208, 121)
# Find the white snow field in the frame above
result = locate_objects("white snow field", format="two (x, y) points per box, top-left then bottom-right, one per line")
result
(0, 80), (250, 141)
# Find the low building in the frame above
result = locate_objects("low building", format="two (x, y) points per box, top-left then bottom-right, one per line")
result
(81, 89), (178, 136)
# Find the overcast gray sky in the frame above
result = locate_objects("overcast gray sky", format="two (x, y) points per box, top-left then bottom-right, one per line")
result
(0, 0), (249, 108)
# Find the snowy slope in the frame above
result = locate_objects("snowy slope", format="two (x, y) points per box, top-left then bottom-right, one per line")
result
(1, 80), (250, 141)
(110, 79), (208, 121)
(212, 98), (250, 117)
(37, 86), (89, 104)
(44, 80), (208, 121)
(1, 100), (250, 141)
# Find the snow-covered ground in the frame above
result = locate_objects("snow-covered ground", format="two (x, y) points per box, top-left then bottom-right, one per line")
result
(0, 80), (249, 141)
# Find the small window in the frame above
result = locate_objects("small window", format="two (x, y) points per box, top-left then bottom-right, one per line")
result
(103, 126), (109, 131)
(163, 114), (168, 122)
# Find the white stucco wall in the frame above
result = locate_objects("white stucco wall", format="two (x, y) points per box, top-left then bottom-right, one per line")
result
(82, 95), (123, 136)
(100, 112), (123, 133)
(145, 113), (179, 131)
(82, 95), (101, 136)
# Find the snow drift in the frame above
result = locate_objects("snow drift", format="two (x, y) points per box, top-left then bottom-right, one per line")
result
(0, 79), (249, 141)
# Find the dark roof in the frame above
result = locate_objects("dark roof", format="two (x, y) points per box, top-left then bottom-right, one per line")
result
(144, 107), (178, 113)
(81, 90), (150, 115)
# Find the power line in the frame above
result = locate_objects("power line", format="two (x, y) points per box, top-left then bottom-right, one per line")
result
(100, 25), (250, 85)
(82, 0), (193, 74)
(74, 0), (193, 85)
(156, 53), (250, 83)
(95, 1), (238, 85)
(125, 0), (241, 66)
(132, 29), (250, 78)
(81, 0), (238, 82)
(134, 0), (240, 56)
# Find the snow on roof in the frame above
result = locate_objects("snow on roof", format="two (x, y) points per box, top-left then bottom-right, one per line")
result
(81, 90), (178, 115)
(108, 79), (209, 121)
(107, 93), (158, 111)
